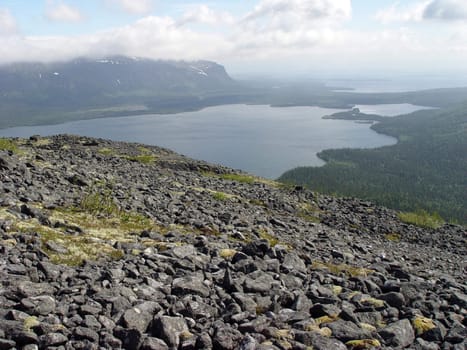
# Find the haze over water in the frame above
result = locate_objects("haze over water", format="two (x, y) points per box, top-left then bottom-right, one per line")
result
(0, 104), (405, 178)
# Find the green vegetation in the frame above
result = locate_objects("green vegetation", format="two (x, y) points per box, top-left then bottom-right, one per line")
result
(385, 233), (401, 242)
(346, 339), (382, 349)
(124, 154), (156, 164)
(0, 138), (18, 152)
(398, 210), (444, 229)
(279, 102), (467, 224)
(80, 184), (119, 216)
(212, 191), (230, 201)
(98, 145), (156, 164)
(219, 173), (256, 184)
(412, 316), (436, 336)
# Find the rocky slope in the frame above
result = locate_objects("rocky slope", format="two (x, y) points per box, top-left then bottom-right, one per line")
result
(0, 135), (465, 350)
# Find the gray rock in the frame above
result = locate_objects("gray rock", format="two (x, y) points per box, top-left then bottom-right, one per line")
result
(121, 302), (160, 333)
(239, 335), (257, 350)
(294, 331), (347, 350)
(0, 338), (16, 350)
(413, 338), (440, 350)
(445, 324), (467, 344)
(73, 326), (99, 343)
(195, 333), (213, 349)
(20, 296), (56, 316)
(378, 291), (406, 308)
(38, 261), (61, 280)
(450, 291), (467, 309)
(243, 272), (275, 293)
(140, 337), (169, 350)
(152, 316), (188, 348)
(114, 327), (143, 350)
(39, 333), (68, 347)
(172, 274), (210, 297)
(326, 319), (373, 342)
(378, 319), (415, 348)
(282, 253), (307, 273)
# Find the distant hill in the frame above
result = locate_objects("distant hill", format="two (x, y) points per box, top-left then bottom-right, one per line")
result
(0, 56), (244, 128)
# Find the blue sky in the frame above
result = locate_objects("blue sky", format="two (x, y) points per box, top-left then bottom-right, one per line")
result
(1, 0), (467, 77)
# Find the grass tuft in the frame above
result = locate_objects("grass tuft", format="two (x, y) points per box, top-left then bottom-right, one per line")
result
(0, 138), (19, 153)
(398, 209), (444, 229)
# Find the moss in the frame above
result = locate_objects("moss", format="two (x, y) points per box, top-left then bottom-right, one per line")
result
(219, 173), (256, 184)
(360, 297), (385, 309)
(398, 210), (444, 229)
(273, 329), (294, 340)
(275, 340), (292, 350)
(297, 202), (322, 223)
(359, 323), (377, 332)
(219, 248), (238, 259)
(258, 229), (279, 247)
(23, 316), (40, 331)
(332, 285), (343, 295)
(413, 316), (436, 335)
(311, 261), (373, 277)
(0, 138), (19, 153)
(98, 147), (114, 156)
(124, 154), (156, 164)
(211, 191), (231, 201)
(345, 339), (381, 349)
(1, 238), (17, 247)
(315, 315), (338, 325)
(305, 324), (332, 337)
(385, 233), (401, 242)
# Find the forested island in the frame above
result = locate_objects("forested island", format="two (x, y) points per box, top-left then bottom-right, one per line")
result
(279, 102), (467, 225)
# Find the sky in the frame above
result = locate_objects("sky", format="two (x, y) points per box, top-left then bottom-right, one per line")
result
(1, 0), (467, 78)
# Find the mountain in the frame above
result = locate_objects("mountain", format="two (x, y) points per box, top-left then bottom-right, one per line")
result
(0, 56), (235, 101)
(0, 56), (244, 128)
(0, 134), (465, 349)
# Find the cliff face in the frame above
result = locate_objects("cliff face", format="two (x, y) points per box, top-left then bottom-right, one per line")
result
(0, 135), (465, 350)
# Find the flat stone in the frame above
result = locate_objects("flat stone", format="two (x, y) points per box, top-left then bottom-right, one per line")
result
(172, 274), (210, 297)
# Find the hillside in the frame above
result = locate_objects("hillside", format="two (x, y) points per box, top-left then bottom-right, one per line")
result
(0, 135), (465, 349)
(279, 102), (467, 224)
(0, 57), (245, 128)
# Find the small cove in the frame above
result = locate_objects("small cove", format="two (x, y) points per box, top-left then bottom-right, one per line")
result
(0, 104), (424, 178)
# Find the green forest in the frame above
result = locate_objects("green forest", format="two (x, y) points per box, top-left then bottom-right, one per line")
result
(279, 102), (467, 224)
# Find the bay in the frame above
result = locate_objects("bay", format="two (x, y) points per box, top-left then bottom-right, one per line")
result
(0, 104), (398, 178)
(354, 103), (435, 117)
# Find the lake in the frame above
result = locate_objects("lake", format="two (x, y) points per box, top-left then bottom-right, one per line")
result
(0, 104), (401, 178)
(354, 103), (435, 117)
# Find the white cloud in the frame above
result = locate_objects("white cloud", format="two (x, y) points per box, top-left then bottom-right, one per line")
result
(107, 0), (154, 15)
(177, 5), (235, 27)
(45, 1), (84, 23)
(1, 1), (467, 76)
(375, 0), (467, 24)
(0, 8), (18, 35)
(243, 0), (352, 24)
